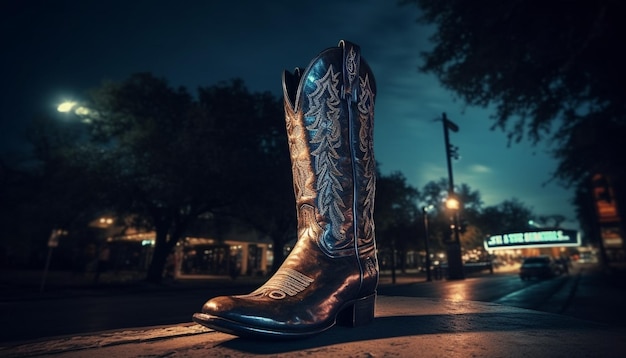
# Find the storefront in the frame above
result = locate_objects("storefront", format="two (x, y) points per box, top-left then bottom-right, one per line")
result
(178, 237), (271, 277)
(105, 233), (272, 277)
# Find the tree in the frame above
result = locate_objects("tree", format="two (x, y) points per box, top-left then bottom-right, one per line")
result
(453, 183), (484, 248)
(374, 170), (420, 277)
(0, 155), (51, 267)
(4, 113), (104, 268)
(402, 0), (626, 244)
(479, 198), (535, 236)
(416, 178), (484, 249)
(535, 214), (567, 228)
(404, 0), (625, 143)
(219, 87), (296, 273)
(63, 73), (288, 283)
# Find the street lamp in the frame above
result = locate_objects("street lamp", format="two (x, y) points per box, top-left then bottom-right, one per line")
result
(444, 195), (464, 280)
(57, 101), (77, 113)
(445, 197), (461, 211)
(40, 229), (68, 292)
(441, 113), (465, 280)
(57, 100), (94, 123)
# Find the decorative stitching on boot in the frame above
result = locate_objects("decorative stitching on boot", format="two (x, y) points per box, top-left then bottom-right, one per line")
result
(299, 204), (323, 242)
(286, 120), (315, 201)
(248, 268), (314, 300)
(305, 65), (350, 252)
(345, 46), (358, 90)
(365, 256), (377, 278)
(357, 73), (376, 247)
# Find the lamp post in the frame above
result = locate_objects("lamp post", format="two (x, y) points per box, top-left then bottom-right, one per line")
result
(442, 113), (465, 280)
(40, 229), (67, 292)
(57, 100), (94, 123)
(422, 206), (433, 282)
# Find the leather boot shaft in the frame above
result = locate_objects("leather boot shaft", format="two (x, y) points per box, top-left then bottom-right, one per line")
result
(193, 41), (378, 339)
(283, 41), (378, 294)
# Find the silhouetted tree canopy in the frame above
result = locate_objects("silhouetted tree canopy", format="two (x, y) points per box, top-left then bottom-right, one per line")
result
(375, 170), (420, 237)
(22, 73), (290, 283)
(374, 170), (420, 275)
(416, 178), (484, 249)
(403, 0), (626, 246)
(479, 198), (535, 236)
(1, 113), (104, 268)
(404, 0), (625, 145)
(374, 174), (542, 271)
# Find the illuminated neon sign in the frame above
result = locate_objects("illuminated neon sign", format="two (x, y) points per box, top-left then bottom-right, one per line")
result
(484, 229), (580, 250)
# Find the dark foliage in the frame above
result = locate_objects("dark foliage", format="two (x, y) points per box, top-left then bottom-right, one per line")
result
(402, 0), (626, 245)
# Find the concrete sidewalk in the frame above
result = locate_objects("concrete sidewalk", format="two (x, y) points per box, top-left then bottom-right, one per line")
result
(2, 295), (625, 358)
(3, 264), (625, 357)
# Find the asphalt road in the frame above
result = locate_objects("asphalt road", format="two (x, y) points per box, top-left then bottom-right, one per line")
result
(378, 271), (574, 312)
(1, 262), (624, 344)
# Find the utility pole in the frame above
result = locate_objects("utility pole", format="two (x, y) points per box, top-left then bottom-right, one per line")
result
(422, 206), (432, 282)
(442, 113), (465, 280)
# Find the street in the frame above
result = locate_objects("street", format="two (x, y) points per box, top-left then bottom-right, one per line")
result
(379, 270), (574, 313)
(1, 262), (624, 344)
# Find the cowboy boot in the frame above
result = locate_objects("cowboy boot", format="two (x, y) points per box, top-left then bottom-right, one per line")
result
(192, 40), (377, 339)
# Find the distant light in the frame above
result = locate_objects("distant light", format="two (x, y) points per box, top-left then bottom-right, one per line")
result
(75, 106), (90, 116)
(99, 217), (114, 226)
(446, 197), (460, 211)
(57, 101), (77, 113)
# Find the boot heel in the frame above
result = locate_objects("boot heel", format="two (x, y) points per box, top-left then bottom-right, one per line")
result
(337, 293), (376, 327)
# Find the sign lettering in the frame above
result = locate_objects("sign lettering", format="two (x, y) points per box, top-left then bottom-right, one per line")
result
(484, 229), (580, 250)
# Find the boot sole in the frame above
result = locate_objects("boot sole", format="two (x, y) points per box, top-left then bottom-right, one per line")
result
(192, 293), (376, 340)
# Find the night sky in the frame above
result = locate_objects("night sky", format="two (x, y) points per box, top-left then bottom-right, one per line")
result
(2, 0), (577, 229)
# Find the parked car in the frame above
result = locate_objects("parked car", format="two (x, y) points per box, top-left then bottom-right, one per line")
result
(519, 256), (561, 280)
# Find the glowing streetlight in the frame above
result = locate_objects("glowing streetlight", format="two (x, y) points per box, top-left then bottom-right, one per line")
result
(446, 197), (461, 211)
(57, 101), (77, 113)
(57, 100), (94, 123)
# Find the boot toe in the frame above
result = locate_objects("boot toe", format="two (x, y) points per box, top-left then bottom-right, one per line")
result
(201, 295), (235, 315)
(197, 295), (269, 326)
